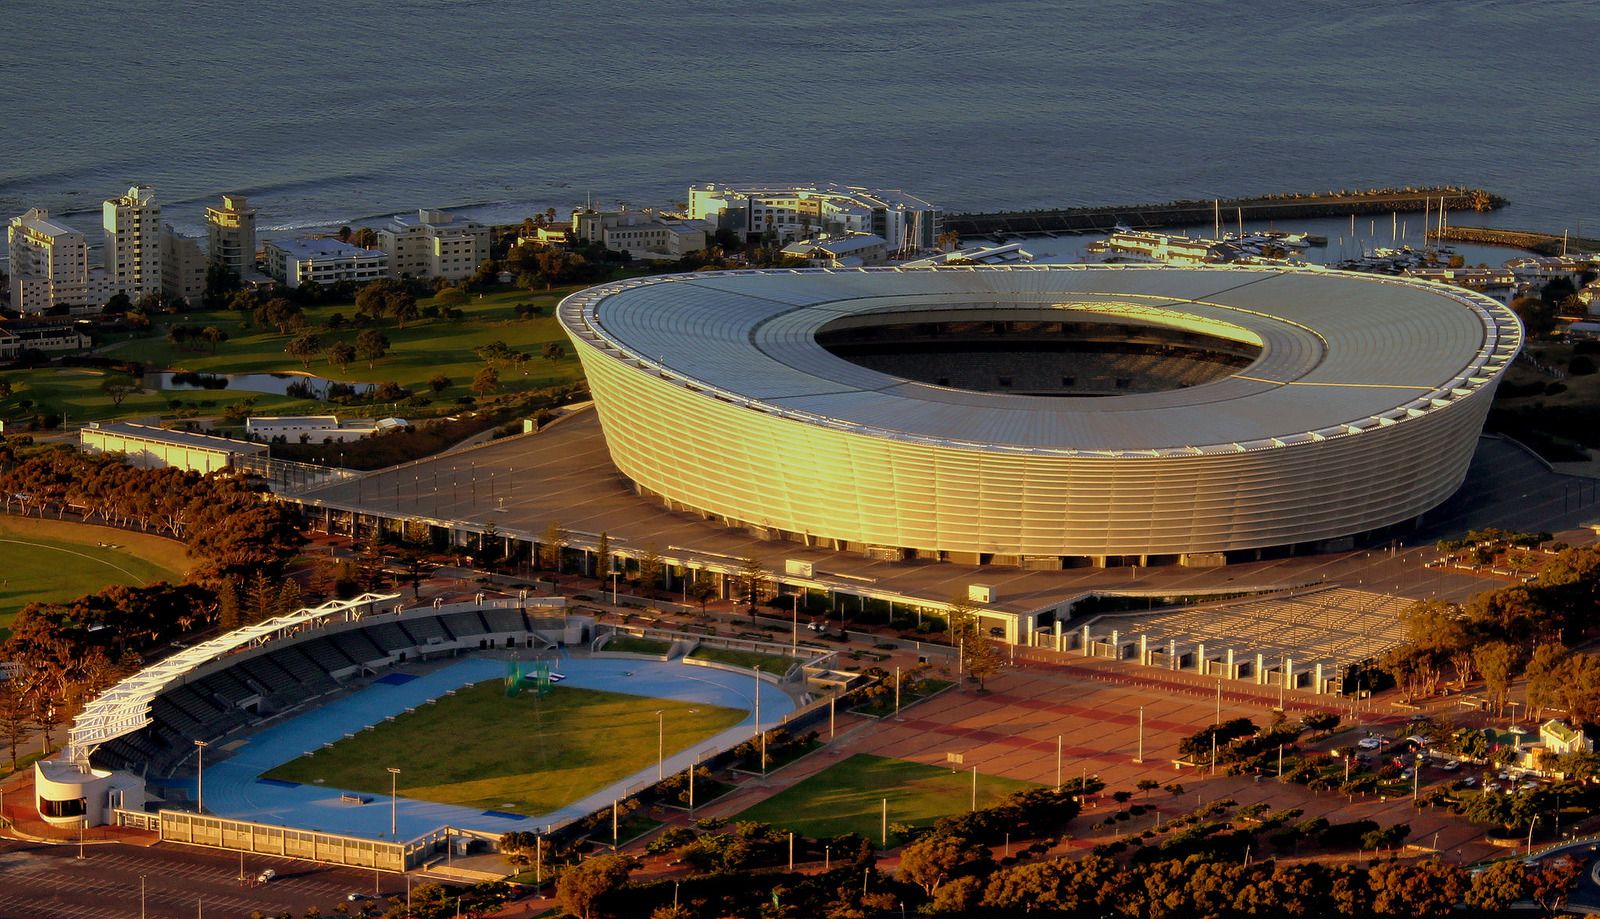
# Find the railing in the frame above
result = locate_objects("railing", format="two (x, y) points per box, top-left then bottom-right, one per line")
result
(160, 810), (414, 871)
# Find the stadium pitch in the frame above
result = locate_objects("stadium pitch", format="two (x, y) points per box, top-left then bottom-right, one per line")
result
(264, 680), (745, 815)
(736, 753), (1036, 845)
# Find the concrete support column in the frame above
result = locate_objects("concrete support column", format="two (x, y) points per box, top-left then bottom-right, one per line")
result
(1226, 648), (1235, 678)
(1196, 642), (1207, 674)
(1081, 625), (1091, 657)
(1139, 633), (1149, 665)
(1314, 662), (1325, 695)
(1110, 630), (1119, 659)
(1285, 657), (1295, 691)
(1255, 653), (1266, 685)
(1053, 620), (1063, 653)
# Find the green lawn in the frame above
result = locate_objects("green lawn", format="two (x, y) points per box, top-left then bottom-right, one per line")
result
(604, 635), (673, 656)
(0, 515), (189, 637)
(735, 754), (1037, 846)
(264, 681), (745, 815)
(688, 646), (802, 674)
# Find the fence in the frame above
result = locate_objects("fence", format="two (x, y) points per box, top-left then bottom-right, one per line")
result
(159, 810), (417, 871)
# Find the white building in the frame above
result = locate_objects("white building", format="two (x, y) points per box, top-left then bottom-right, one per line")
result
(160, 223), (208, 303)
(205, 194), (258, 280)
(902, 242), (1036, 267)
(570, 207), (710, 259)
(80, 422), (267, 474)
(246, 415), (407, 443)
(378, 208), (491, 281)
(780, 233), (889, 267)
(687, 183), (941, 254)
(265, 238), (389, 289)
(102, 185), (162, 300)
(6, 208), (114, 314)
(0, 323), (93, 361)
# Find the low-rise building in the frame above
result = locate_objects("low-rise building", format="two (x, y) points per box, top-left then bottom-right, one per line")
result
(780, 233), (889, 267)
(264, 238), (389, 289)
(570, 207), (709, 258)
(687, 182), (941, 253)
(378, 208), (491, 282)
(518, 226), (570, 247)
(246, 415), (407, 443)
(0, 323), (93, 361)
(80, 422), (267, 474)
(901, 242), (1036, 267)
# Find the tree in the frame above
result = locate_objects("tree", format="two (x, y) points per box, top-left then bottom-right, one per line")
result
(327, 341), (356, 372)
(736, 556), (768, 616)
(0, 676), (33, 771)
(555, 854), (634, 919)
(1475, 641), (1519, 717)
(435, 287), (469, 308)
(354, 279), (404, 321)
(386, 289), (419, 328)
(1510, 295), (1558, 339)
(217, 578), (243, 631)
(539, 520), (568, 571)
(201, 325), (228, 353)
(948, 592), (1002, 690)
(638, 543), (663, 592)
(257, 297), (302, 334)
(355, 328), (390, 369)
(1526, 642), (1568, 719)
(898, 832), (986, 896)
(542, 341), (566, 361)
(427, 373), (450, 393)
(285, 333), (322, 369)
(471, 366), (500, 396)
(100, 374), (142, 407)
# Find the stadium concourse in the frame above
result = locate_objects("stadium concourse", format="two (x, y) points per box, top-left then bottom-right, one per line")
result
(173, 655), (794, 839)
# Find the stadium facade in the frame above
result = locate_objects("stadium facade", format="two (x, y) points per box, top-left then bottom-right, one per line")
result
(560, 265), (1521, 567)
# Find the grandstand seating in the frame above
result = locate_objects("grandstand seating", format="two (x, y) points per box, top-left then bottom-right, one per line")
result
(480, 608), (528, 634)
(401, 616), (449, 645)
(332, 629), (391, 664)
(298, 635), (358, 674)
(439, 612), (489, 639)
(363, 622), (415, 655)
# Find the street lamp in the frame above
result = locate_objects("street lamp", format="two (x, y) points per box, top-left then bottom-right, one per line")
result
(656, 710), (665, 782)
(388, 767), (402, 837)
(194, 739), (208, 814)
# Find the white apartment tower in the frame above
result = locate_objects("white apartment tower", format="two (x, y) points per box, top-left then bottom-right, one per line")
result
(102, 185), (162, 299)
(6, 209), (113, 314)
(377, 208), (491, 281)
(205, 193), (258, 280)
(160, 223), (208, 304)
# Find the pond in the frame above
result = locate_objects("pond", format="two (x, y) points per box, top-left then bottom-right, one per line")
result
(148, 371), (374, 398)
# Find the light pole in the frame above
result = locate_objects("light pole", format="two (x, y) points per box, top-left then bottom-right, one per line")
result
(388, 767), (402, 837)
(792, 593), (800, 655)
(194, 739), (208, 814)
(1055, 735), (1062, 791)
(1134, 706), (1144, 763)
(656, 710), (665, 782)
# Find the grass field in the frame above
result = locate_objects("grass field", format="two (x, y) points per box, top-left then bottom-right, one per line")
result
(688, 646), (802, 674)
(264, 681), (746, 815)
(0, 515), (189, 637)
(0, 285), (588, 425)
(604, 635), (673, 656)
(735, 753), (1037, 846)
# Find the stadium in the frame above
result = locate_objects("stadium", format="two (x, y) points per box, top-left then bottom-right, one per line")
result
(561, 264), (1522, 567)
(34, 594), (807, 869)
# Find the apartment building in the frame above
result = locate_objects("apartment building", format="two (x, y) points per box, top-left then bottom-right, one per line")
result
(6, 209), (114, 314)
(377, 208), (490, 281)
(160, 224), (209, 303)
(687, 183), (941, 253)
(265, 238), (388, 289)
(102, 185), (162, 299)
(570, 207), (709, 258)
(205, 194), (258, 279)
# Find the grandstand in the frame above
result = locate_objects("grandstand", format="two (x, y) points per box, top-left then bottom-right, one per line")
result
(1066, 587), (1413, 693)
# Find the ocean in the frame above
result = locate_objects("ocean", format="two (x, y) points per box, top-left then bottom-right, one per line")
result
(2, 0), (1598, 248)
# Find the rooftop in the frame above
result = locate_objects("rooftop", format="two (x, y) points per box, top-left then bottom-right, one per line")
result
(267, 237), (384, 260)
(9, 208), (82, 239)
(83, 421), (268, 455)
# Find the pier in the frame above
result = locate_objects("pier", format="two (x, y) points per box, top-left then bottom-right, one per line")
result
(944, 187), (1505, 238)
(1429, 225), (1600, 256)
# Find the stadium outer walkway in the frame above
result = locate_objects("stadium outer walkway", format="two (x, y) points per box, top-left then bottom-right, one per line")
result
(288, 410), (1600, 626)
(180, 655), (796, 840)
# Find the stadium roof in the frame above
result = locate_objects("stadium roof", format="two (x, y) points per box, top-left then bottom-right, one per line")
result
(561, 264), (1521, 456)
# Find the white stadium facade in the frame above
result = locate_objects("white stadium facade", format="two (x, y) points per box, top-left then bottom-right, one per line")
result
(559, 265), (1521, 569)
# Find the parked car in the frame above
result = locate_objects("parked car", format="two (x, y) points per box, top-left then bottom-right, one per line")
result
(1357, 737), (1382, 751)
(257, 869), (276, 884)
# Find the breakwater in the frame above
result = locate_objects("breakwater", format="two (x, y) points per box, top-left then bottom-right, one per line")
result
(1429, 226), (1600, 256)
(945, 187), (1505, 238)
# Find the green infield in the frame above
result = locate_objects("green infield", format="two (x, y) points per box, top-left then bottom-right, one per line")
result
(735, 753), (1037, 846)
(603, 635), (672, 656)
(0, 515), (189, 637)
(264, 681), (746, 815)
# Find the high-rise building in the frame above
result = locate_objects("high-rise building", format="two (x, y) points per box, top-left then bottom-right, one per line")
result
(6, 208), (113, 314)
(204, 194), (257, 280)
(377, 208), (491, 281)
(160, 223), (208, 304)
(102, 185), (163, 300)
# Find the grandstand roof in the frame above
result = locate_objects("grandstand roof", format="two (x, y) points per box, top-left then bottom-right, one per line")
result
(561, 265), (1521, 456)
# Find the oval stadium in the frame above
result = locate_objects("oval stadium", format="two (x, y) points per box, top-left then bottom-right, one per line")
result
(559, 264), (1522, 567)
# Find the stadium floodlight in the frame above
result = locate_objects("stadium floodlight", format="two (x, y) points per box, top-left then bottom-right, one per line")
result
(194, 739), (208, 814)
(388, 767), (402, 837)
(655, 710), (665, 782)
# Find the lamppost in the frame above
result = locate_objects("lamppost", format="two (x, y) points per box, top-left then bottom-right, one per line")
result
(194, 739), (208, 815)
(656, 710), (665, 782)
(388, 767), (402, 837)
